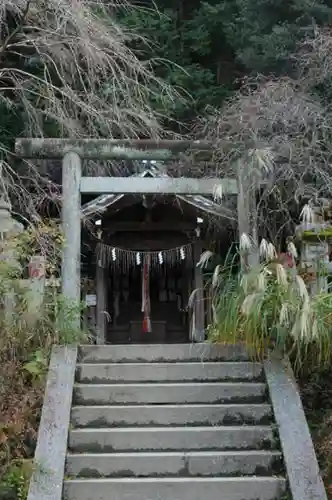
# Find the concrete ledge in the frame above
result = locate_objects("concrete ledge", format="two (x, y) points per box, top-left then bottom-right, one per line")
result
(71, 403), (273, 428)
(68, 425), (276, 453)
(264, 354), (327, 500)
(63, 476), (286, 500)
(75, 361), (263, 384)
(78, 343), (251, 363)
(73, 382), (267, 405)
(66, 450), (283, 478)
(27, 345), (78, 500)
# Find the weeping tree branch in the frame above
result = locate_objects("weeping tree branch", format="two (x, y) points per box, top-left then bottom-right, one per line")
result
(0, 0), (181, 216)
(191, 27), (332, 244)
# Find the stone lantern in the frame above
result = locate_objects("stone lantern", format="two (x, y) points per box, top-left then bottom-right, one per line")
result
(295, 219), (332, 295)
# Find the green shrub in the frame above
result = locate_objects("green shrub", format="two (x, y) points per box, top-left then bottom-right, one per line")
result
(0, 220), (87, 499)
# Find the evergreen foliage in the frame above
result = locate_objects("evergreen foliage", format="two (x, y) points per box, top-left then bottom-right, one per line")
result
(118, 0), (332, 125)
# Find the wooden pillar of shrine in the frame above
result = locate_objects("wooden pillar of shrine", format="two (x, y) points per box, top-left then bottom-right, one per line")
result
(192, 240), (205, 342)
(96, 253), (108, 344)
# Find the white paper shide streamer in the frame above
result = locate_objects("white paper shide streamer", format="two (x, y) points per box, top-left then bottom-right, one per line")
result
(97, 242), (193, 270)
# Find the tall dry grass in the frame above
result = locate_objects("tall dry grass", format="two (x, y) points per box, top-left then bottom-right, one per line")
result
(204, 236), (332, 372)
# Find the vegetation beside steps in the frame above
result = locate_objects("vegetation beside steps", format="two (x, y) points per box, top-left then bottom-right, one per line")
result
(0, 223), (86, 500)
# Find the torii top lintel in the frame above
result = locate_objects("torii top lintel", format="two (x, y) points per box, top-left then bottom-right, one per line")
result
(15, 138), (215, 160)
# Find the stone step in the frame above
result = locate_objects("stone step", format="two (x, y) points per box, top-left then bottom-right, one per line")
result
(68, 426), (276, 453)
(71, 403), (273, 428)
(66, 450), (283, 478)
(62, 477), (286, 500)
(73, 382), (267, 405)
(75, 362), (263, 384)
(78, 343), (251, 363)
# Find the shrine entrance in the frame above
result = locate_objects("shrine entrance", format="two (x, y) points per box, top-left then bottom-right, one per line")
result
(106, 259), (190, 344)
(14, 138), (255, 345)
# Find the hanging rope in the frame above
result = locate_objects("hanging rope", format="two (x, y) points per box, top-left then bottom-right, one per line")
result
(96, 242), (194, 270)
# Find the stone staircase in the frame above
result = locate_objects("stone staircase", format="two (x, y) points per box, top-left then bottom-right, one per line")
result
(62, 343), (287, 500)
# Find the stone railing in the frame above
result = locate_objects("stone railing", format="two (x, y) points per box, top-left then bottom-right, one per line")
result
(26, 345), (78, 500)
(265, 353), (327, 500)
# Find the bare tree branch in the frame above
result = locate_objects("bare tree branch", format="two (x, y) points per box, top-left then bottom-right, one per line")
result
(192, 28), (332, 243)
(0, 0), (181, 214)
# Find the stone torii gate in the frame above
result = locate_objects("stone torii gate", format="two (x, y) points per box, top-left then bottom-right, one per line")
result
(15, 138), (257, 341)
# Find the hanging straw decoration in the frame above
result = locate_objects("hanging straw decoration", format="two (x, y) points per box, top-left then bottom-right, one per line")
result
(142, 254), (151, 333)
(97, 242), (193, 270)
